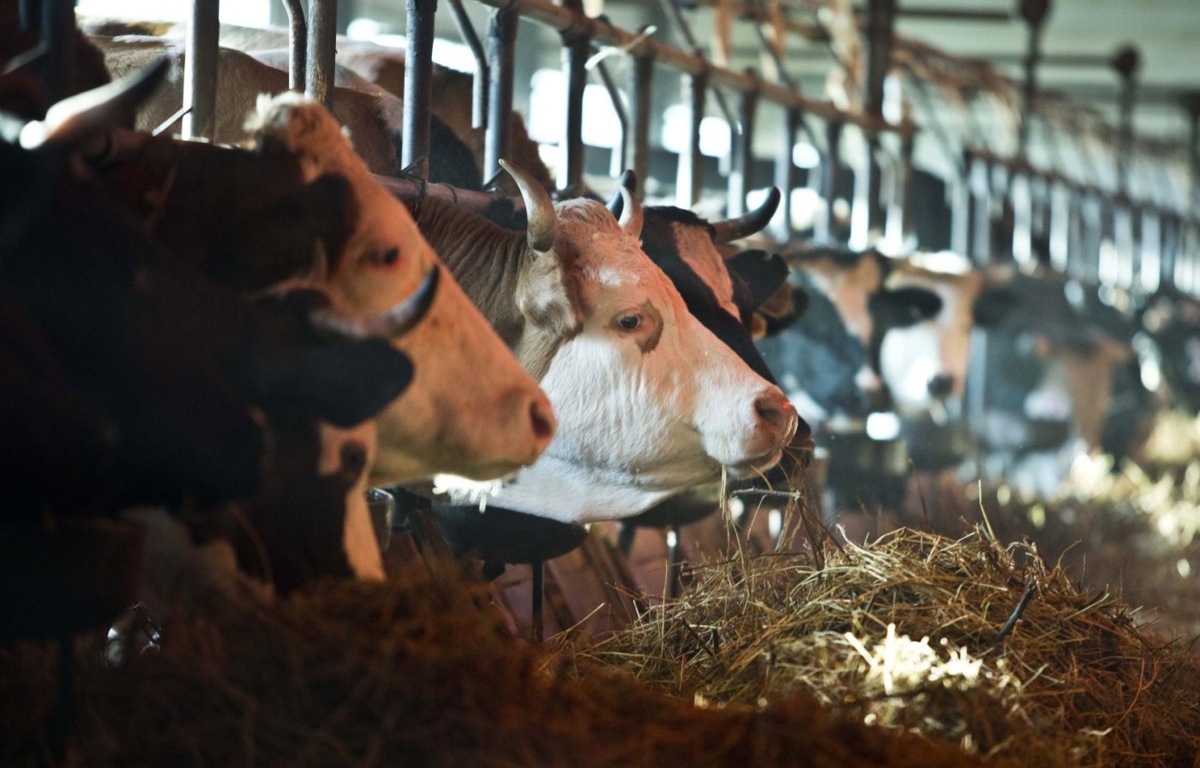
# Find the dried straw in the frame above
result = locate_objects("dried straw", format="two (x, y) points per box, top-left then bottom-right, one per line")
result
(2, 566), (981, 768)
(577, 527), (1200, 767)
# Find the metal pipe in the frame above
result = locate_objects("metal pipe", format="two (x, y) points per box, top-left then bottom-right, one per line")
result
(728, 69), (759, 218)
(1112, 45), (1139, 194)
(817, 119), (843, 244)
(1184, 92), (1200, 213)
(594, 59), (629, 178)
(1017, 0), (1052, 156)
(629, 52), (654, 200)
(855, 5), (1013, 21)
(182, 0), (219, 140)
(39, 0), (74, 103)
(402, 0), (438, 180)
(773, 106), (802, 242)
(676, 67), (707, 208)
(445, 0), (489, 129)
(895, 132), (916, 249)
(861, 0), (897, 241)
(559, 0), (589, 194)
(483, 6), (518, 184)
(305, 0), (337, 107)
(470, 0), (905, 133)
(657, 0), (736, 125)
(281, 0), (307, 91)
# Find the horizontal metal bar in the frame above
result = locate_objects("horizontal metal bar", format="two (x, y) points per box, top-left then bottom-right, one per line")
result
(373, 173), (524, 214)
(471, 0), (909, 134)
(965, 147), (1195, 222)
(873, 6), (1013, 22)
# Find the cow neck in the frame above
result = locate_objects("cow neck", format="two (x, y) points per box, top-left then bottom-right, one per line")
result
(411, 197), (535, 350)
(465, 454), (678, 524)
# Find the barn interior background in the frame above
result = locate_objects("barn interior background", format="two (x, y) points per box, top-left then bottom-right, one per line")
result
(5, 0), (1200, 765)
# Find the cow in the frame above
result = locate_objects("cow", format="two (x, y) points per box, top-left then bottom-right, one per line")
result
(410, 161), (799, 523)
(757, 247), (943, 430)
(81, 20), (550, 195)
(422, 181), (812, 583)
(94, 35), (401, 175)
(966, 268), (1155, 497)
(0, 67), (438, 635)
(92, 92), (556, 486)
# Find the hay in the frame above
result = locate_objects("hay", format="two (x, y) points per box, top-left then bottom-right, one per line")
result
(577, 527), (1200, 767)
(2, 567), (982, 768)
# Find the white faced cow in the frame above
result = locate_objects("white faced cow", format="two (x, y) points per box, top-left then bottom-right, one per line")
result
(413, 162), (798, 523)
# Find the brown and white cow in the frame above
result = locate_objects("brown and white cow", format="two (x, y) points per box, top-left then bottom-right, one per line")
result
(98, 93), (556, 486)
(412, 162), (798, 523)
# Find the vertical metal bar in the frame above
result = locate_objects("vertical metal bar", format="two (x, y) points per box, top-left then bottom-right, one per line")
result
(182, 0), (219, 140)
(1184, 93), (1200, 214)
(281, 0), (307, 91)
(305, 0), (337, 107)
(629, 53), (654, 199)
(1160, 212), (1178, 291)
(773, 106), (801, 242)
(18, 0), (38, 32)
(892, 131), (916, 249)
(483, 6), (518, 184)
(445, 0), (489, 130)
(40, 0), (74, 103)
(1065, 187), (1085, 281)
(594, 60), (629, 178)
(530, 561), (544, 644)
(402, 0), (438, 180)
(1112, 46), (1139, 195)
(968, 153), (992, 265)
(1010, 169), (1032, 265)
(728, 71), (759, 218)
(1016, 0), (1051, 156)
(676, 67), (707, 209)
(559, 0), (589, 195)
(861, 0), (896, 240)
(817, 118), (843, 245)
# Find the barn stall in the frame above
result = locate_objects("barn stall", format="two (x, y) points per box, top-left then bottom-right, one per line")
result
(3, 0), (1200, 765)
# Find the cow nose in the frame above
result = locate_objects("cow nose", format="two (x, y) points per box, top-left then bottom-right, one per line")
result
(927, 373), (954, 399)
(755, 388), (798, 440)
(528, 391), (557, 445)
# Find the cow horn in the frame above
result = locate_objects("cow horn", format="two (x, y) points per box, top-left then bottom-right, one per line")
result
(615, 185), (643, 236)
(311, 265), (439, 339)
(709, 187), (781, 244)
(20, 56), (169, 150)
(500, 159), (556, 253)
(606, 169), (638, 219)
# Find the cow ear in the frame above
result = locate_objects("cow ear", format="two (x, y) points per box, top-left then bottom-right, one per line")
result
(725, 249), (789, 311)
(871, 286), (942, 329)
(515, 249), (576, 339)
(973, 286), (1019, 327)
(243, 339), (414, 428)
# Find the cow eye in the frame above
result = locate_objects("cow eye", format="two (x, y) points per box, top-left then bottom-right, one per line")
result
(374, 247), (400, 266)
(617, 313), (642, 331)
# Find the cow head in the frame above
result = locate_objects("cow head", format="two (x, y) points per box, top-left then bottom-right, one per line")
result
(248, 93), (555, 484)
(757, 247), (941, 427)
(439, 162), (798, 523)
(878, 255), (982, 414)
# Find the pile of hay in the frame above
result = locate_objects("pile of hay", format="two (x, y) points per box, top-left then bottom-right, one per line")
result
(964, 453), (1200, 639)
(3, 567), (988, 767)
(577, 527), (1200, 767)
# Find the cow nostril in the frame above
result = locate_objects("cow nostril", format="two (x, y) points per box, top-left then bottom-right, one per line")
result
(529, 397), (556, 442)
(927, 373), (954, 399)
(755, 390), (794, 429)
(340, 441), (368, 476)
